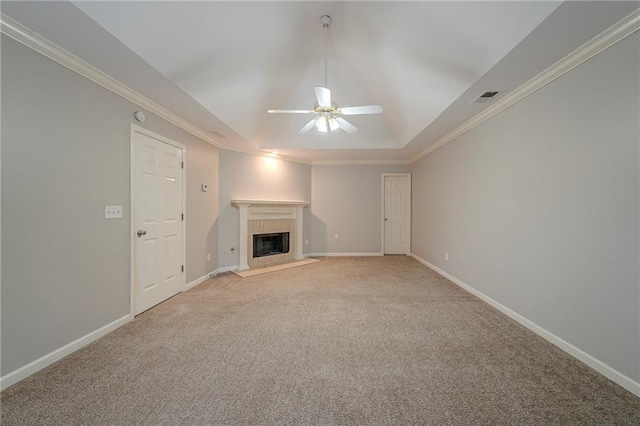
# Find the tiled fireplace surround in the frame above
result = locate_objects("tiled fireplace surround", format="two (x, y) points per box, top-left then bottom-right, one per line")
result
(232, 200), (309, 271)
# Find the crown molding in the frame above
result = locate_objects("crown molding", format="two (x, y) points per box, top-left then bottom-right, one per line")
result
(0, 14), (226, 148)
(312, 159), (411, 166)
(2, 8), (638, 167)
(410, 8), (640, 163)
(0, 13), (316, 165)
(233, 148), (312, 165)
(0, 13), (314, 167)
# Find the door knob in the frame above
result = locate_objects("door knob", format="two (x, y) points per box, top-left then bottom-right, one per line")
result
(137, 230), (147, 237)
(384, 218), (388, 221)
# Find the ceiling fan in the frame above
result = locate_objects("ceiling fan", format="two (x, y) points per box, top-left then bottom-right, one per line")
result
(267, 15), (383, 134)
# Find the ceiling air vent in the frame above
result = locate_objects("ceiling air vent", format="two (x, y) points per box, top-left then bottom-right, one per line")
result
(470, 91), (500, 104)
(208, 130), (226, 139)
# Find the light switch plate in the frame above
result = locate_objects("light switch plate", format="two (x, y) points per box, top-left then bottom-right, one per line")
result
(105, 205), (123, 219)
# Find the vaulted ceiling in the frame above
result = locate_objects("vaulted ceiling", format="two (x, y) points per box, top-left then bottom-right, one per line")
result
(2, 1), (637, 163)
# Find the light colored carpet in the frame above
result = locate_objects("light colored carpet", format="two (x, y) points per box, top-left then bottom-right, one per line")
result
(1, 256), (639, 425)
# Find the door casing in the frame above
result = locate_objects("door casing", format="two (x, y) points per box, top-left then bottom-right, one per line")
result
(381, 173), (411, 255)
(130, 124), (186, 318)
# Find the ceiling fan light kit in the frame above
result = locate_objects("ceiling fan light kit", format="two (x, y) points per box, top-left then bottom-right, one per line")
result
(268, 15), (383, 135)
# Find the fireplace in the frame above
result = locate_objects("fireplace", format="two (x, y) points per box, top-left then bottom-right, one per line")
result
(231, 199), (309, 271)
(253, 232), (290, 258)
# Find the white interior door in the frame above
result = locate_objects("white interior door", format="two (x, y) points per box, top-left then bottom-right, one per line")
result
(132, 127), (185, 315)
(383, 174), (411, 255)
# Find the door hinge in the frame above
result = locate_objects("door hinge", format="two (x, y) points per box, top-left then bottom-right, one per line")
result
(181, 161), (184, 169)
(181, 213), (184, 221)
(181, 265), (184, 273)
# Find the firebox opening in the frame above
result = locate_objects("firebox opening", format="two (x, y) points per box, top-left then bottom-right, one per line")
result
(253, 232), (290, 258)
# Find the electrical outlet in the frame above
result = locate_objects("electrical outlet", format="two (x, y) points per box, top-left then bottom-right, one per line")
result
(305, 239), (309, 245)
(104, 205), (122, 219)
(334, 234), (339, 240)
(445, 252), (449, 261)
(207, 253), (211, 262)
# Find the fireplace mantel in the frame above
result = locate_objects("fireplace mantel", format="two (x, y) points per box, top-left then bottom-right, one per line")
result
(232, 199), (309, 207)
(232, 199), (309, 271)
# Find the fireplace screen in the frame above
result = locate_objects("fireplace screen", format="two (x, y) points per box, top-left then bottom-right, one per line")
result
(253, 232), (290, 258)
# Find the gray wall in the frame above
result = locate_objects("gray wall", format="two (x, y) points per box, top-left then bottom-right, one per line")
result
(216, 154), (411, 262)
(217, 149), (312, 269)
(185, 141), (219, 279)
(411, 33), (640, 382)
(310, 164), (410, 254)
(1, 35), (219, 375)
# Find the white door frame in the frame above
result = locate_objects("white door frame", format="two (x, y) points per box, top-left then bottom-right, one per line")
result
(381, 173), (411, 255)
(130, 124), (187, 318)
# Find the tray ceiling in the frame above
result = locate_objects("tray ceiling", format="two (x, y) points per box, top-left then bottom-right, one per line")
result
(3, 1), (636, 162)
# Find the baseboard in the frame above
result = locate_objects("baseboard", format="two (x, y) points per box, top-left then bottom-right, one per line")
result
(185, 266), (241, 291)
(305, 252), (383, 257)
(185, 270), (216, 291)
(0, 314), (131, 391)
(215, 265), (238, 274)
(409, 253), (640, 398)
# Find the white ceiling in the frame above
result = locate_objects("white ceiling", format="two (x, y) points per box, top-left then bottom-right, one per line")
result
(3, 1), (637, 163)
(71, 1), (559, 151)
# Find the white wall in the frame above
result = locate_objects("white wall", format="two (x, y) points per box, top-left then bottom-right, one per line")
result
(217, 150), (312, 269)
(411, 33), (640, 385)
(311, 164), (410, 254)
(1, 35), (219, 377)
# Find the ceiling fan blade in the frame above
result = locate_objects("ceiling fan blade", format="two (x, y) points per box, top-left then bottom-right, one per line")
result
(298, 118), (317, 134)
(339, 105), (383, 115)
(336, 117), (358, 134)
(316, 116), (328, 133)
(268, 109), (315, 114)
(314, 86), (332, 108)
